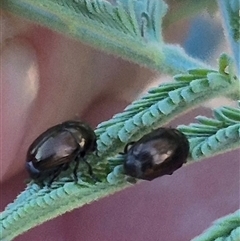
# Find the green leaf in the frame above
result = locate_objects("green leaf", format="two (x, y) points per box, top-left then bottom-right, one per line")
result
(214, 107), (240, 123)
(1, 59), (239, 240)
(178, 105), (240, 160)
(2, 0), (208, 74)
(0, 1), (239, 235)
(191, 210), (240, 241)
(0, 182), (132, 241)
(195, 116), (224, 127)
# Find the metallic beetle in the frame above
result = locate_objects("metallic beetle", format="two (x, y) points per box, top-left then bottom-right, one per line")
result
(26, 121), (97, 186)
(123, 128), (189, 180)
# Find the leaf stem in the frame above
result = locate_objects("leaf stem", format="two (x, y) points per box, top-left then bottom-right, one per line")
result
(2, 0), (208, 74)
(218, 0), (240, 74)
(191, 210), (240, 241)
(0, 181), (133, 241)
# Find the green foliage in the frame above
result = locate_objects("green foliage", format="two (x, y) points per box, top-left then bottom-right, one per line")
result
(179, 105), (240, 160)
(2, 0), (207, 74)
(1, 0), (240, 240)
(95, 62), (238, 161)
(191, 210), (240, 241)
(1, 59), (239, 241)
(108, 103), (240, 184)
(218, 0), (240, 70)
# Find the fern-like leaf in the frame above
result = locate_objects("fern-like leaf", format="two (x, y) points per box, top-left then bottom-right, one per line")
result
(96, 65), (238, 161)
(108, 104), (240, 183)
(2, 0), (207, 73)
(1, 62), (238, 240)
(218, 0), (240, 72)
(178, 105), (240, 160)
(191, 209), (240, 241)
(0, 54), (239, 240)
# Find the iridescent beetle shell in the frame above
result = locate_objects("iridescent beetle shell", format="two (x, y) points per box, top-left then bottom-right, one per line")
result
(123, 128), (189, 180)
(26, 121), (97, 186)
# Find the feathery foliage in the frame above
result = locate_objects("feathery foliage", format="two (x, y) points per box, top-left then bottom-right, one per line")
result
(1, 0), (239, 240)
(191, 210), (240, 241)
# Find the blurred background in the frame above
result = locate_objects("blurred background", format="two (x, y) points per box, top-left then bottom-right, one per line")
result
(1, 1), (239, 240)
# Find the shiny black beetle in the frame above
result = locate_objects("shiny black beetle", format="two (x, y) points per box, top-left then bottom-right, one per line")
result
(123, 128), (189, 180)
(26, 121), (97, 186)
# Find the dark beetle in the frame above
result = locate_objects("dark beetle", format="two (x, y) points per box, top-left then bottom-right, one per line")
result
(123, 128), (189, 180)
(26, 121), (97, 186)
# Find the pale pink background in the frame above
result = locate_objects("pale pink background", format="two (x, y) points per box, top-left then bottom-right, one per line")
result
(1, 109), (239, 241)
(1, 7), (239, 241)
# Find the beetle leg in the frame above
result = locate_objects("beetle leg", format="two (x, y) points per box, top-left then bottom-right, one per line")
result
(48, 163), (69, 186)
(72, 153), (100, 183)
(82, 159), (93, 176)
(82, 158), (101, 182)
(123, 142), (136, 154)
(73, 151), (93, 183)
(73, 157), (80, 182)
